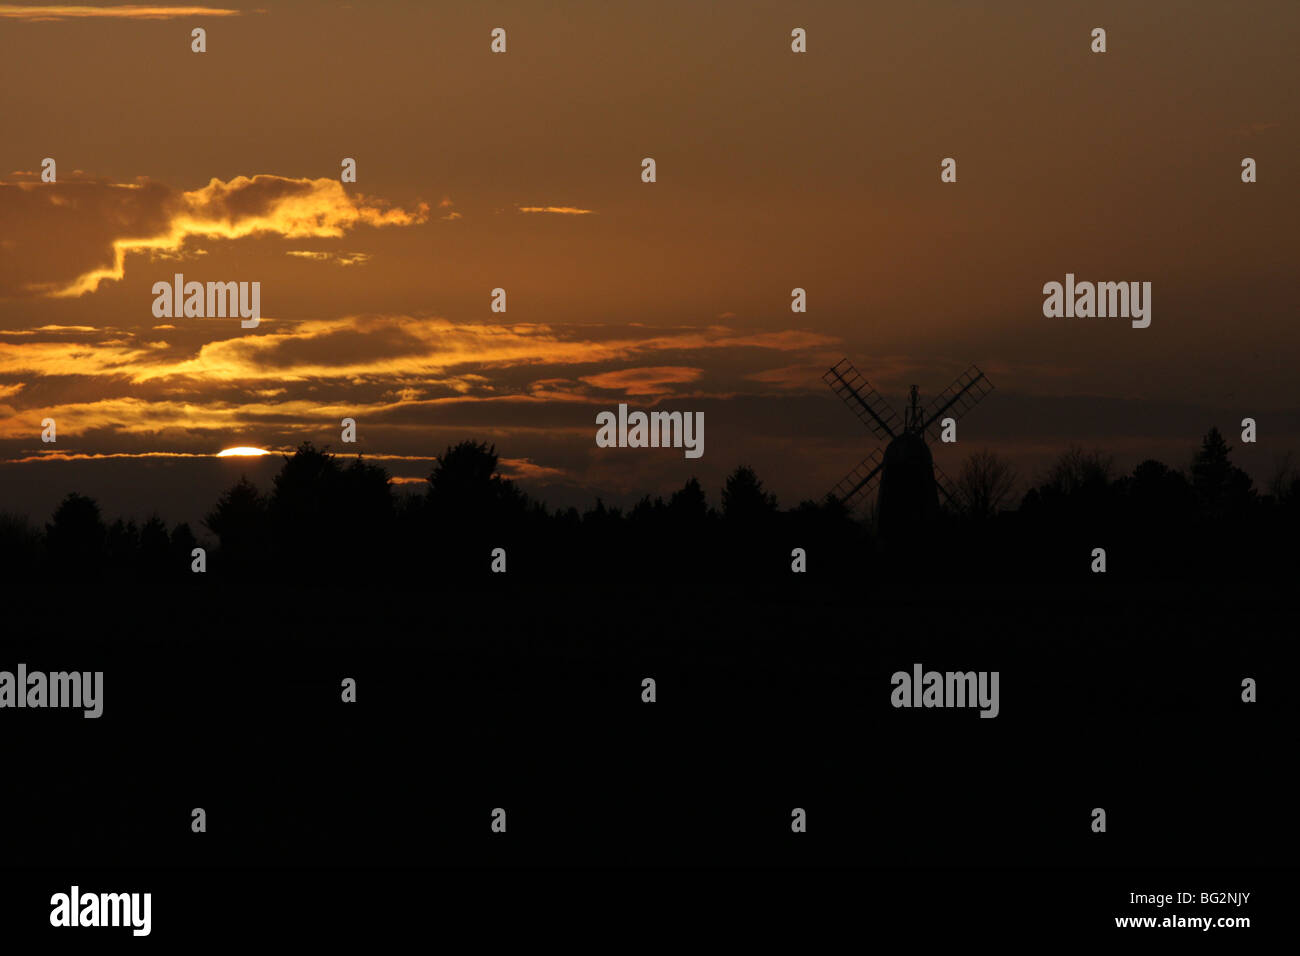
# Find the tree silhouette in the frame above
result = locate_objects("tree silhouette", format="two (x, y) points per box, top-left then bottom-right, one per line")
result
(0, 512), (41, 582)
(2, 430), (1292, 597)
(427, 441), (527, 522)
(271, 443), (341, 525)
(1043, 445), (1114, 497)
(337, 456), (395, 575)
(106, 518), (140, 575)
(45, 492), (106, 573)
(1267, 453), (1298, 504)
(954, 449), (1018, 519)
(669, 477), (710, 524)
(721, 466), (778, 524)
(1122, 459), (1193, 516)
(205, 475), (268, 572)
(263, 443), (396, 580)
(1191, 427), (1254, 518)
(139, 515), (171, 576)
(170, 522), (198, 573)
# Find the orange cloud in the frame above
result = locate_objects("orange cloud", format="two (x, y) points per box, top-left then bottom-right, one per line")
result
(1, 174), (428, 298)
(0, 5), (242, 20)
(6, 449), (231, 463)
(286, 250), (372, 266)
(579, 366), (703, 395)
(0, 316), (843, 453)
(0, 317), (838, 389)
(517, 206), (594, 215)
(123, 317), (835, 385)
(499, 457), (570, 482)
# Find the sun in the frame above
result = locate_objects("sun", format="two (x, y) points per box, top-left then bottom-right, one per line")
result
(216, 447), (272, 457)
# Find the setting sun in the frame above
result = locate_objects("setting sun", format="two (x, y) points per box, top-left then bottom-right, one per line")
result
(216, 447), (271, 458)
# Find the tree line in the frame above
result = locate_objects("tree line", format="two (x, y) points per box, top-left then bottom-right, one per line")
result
(2, 427), (1296, 595)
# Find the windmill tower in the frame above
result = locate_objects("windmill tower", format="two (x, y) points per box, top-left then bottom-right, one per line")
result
(822, 359), (994, 539)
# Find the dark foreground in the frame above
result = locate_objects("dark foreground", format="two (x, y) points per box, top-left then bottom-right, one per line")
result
(1, 578), (1295, 941)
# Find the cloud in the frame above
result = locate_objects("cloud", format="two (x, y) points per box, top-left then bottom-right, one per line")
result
(0, 316), (844, 448)
(5, 449), (224, 463)
(1232, 121), (1281, 137)
(0, 5), (242, 20)
(517, 206), (594, 215)
(746, 363), (838, 390)
(499, 457), (570, 482)
(579, 366), (703, 395)
(285, 250), (372, 266)
(0, 174), (428, 298)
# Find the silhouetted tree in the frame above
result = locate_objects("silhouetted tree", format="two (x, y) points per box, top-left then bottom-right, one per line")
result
(45, 493), (106, 574)
(206, 475), (268, 572)
(1191, 427), (1254, 518)
(1043, 445), (1114, 496)
(106, 518), (140, 575)
(170, 522), (198, 574)
(337, 456), (395, 574)
(1268, 453), (1298, 504)
(629, 493), (666, 525)
(428, 441), (527, 523)
(954, 449), (1017, 519)
(271, 443), (341, 525)
(721, 466), (778, 524)
(139, 514), (171, 576)
(0, 512), (41, 581)
(668, 477), (710, 524)
(266, 443), (347, 578)
(1121, 459), (1193, 515)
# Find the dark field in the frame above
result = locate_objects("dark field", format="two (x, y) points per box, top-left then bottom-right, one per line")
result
(6, 586), (1291, 870)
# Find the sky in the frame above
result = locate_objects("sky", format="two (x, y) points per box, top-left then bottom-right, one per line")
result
(1, 0), (1297, 532)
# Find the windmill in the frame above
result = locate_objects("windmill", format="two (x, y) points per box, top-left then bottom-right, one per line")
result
(822, 359), (993, 539)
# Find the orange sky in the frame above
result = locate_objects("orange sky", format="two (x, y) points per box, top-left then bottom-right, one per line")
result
(1, 1), (1297, 526)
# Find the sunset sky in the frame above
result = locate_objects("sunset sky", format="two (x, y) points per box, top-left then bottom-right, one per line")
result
(1, 0), (1296, 530)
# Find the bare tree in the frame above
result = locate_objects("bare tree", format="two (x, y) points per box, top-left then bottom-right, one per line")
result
(1043, 444), (1113, 495)
(955, 449), (1018, 518)
(1268, 451), (1297, 502)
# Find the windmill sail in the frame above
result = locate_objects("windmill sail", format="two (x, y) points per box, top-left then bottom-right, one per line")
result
(922, 365), (993, 443)
(829, 449), (885, 511)
(823, 359), (900, 440)
(932, 462), (960, 513)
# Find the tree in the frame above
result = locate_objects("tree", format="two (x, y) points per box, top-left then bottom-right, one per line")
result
(668, 477), (710, 524)
(205, 475), (267, 568)
(954, 449), (1018, 519)
(0, 512), (41, 580)
(139, 515), (171, 575)
(106, 518), (140, 572)
(721, 466), (778, 523)
(1043, 445), (1113, 496)
(1191, 427), (1254, 517)
(45, 493), (106, 572)
(1124, 459), (1193, 515)
(427, 440), (527, 521)
(1268, 453), (1297, 503)
(271, 443), (341, 526)
(169, 522), (198, 572)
